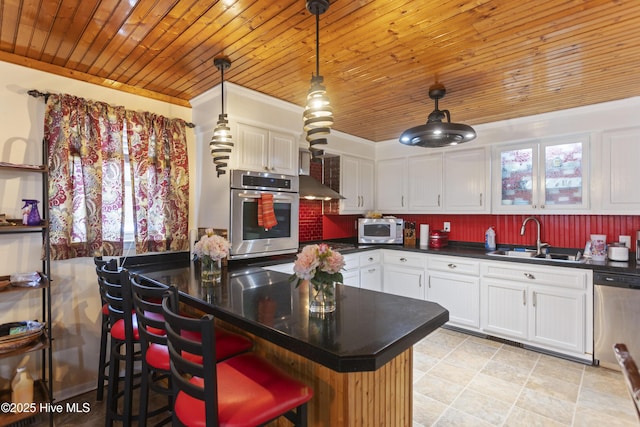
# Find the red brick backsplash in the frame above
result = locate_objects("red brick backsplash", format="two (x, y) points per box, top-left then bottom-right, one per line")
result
(302, 212), (640, 252)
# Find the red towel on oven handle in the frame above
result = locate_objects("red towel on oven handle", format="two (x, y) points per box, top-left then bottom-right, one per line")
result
(257, 193), (278, 230)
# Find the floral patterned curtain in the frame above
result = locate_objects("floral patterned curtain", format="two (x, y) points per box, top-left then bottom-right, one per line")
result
(126, 111), (189, 254)
(44, 94), (189, 260)
(45, 94), (126, 260)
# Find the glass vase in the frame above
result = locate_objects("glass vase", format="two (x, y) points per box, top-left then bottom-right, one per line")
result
(201, 257), (221, 285)
(309, 282), (336, 314)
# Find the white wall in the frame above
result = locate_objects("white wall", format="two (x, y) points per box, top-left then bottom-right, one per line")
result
(0, 60), (194, 400)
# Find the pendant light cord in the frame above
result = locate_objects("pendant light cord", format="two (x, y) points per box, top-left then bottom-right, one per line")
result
(220, 65), (225, 115)
(315, 11), (320, 77)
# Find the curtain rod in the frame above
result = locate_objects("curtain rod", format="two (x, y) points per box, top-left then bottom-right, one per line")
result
(27, 89), (196, 128)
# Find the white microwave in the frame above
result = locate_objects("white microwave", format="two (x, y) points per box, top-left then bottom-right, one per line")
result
(358, 218), (404, 244)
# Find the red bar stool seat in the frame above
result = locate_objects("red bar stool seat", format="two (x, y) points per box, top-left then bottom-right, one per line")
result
(129, 274), (253, 426)
(162, 286), (313, 427)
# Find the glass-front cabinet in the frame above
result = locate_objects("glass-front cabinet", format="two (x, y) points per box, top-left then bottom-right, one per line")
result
(492, 135), (589, 213)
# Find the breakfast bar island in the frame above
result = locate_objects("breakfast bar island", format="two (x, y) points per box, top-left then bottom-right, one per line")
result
(139, 261), (449, 426)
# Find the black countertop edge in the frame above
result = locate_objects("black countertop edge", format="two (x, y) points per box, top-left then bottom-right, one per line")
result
(237, 241), (639, 274)
(132, 260), (450, 373)
(177, 284), (449, 372)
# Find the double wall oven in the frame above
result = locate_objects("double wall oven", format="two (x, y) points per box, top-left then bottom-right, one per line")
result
(229, 169), (299, 259)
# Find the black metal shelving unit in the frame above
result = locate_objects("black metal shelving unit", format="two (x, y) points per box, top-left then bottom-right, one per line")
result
(0, 139), (53, 427)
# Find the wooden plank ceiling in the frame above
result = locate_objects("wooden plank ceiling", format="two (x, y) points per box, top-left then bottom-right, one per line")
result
(1, 0), (639, 142)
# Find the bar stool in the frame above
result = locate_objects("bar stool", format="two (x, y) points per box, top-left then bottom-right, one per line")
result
(129, 274), (253, 426)
(93, 256), (115, 401)
(162, 286), (313, 427)
(613, 343), (640, 421)
(98, 264), (141, 426)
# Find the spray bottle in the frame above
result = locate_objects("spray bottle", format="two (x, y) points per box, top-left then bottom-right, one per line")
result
(21, 200), (41, 226)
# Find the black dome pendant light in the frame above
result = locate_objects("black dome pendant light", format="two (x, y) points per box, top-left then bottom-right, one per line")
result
(399, 84), (476, 148)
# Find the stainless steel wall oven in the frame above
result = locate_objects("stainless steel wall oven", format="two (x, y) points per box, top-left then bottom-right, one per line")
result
(229, 169), (299, 259)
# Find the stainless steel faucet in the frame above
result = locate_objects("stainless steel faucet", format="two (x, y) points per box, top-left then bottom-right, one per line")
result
(520, 216), (549, 256)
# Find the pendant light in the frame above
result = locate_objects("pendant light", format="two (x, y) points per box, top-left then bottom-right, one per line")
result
(303, 0), (333, 160)
(399, 84), (476, 148)
(210, 56), (233, 177)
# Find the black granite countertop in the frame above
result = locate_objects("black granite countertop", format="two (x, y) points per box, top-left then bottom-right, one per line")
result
(240, 240), (640, 275)
(135, 260), (449, 373)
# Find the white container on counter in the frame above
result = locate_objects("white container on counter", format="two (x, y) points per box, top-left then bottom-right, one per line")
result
(608, 243), (629, 262)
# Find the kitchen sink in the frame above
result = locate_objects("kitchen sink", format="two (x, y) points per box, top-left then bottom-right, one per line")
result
(488, 249), (536, 258)
(487, 249), (587, 264)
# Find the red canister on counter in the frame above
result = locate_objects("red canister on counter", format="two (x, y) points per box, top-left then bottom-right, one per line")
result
(429, 230), (449, 248)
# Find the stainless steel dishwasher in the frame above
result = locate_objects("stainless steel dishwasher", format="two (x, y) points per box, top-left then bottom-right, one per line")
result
(594, 271), (640, 370)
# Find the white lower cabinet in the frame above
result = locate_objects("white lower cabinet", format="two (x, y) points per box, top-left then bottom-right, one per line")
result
(263, 250), (593, 362)
(342, 253), (361, 287)
(481, 261), (592, 361)
(481, 278), (529, 340)
(426, 256), (480, 330)
(359, 251), (382, 291)
(382, 250), (426, 299)
(529, 286), (586, 354)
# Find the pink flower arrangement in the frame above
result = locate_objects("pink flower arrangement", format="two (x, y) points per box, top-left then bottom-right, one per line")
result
(290, 243), (345, 289)
(193, 229), (231, 261)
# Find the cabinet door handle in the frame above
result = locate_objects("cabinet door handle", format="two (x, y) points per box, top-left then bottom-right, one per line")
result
(264, 166), (269, 171)
(360, 196), (363, 207)
(532, 204), (537, 209)
(438, 194), (441, 207)
(479, 193), (483, 206)
(419, 275), (422, 287)
(533, 291), (537, 307)
(400, 257), (407, 262)
(523, 290), (527, 305)
(524, 273), (535, 280)
(401, 196), (404, 207)
(540, 204), (545, 209)
(447, 263), (457, 269)
(368, 268), (376, 273)
(368, 257), (374, 262)
(428, 277), (431, 288)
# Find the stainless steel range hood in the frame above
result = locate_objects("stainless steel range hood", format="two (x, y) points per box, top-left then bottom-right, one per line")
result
(299, 149), (344, 200)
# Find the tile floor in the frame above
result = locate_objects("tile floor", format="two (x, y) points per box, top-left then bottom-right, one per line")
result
(413, 328), (638, 426)
(36, 327), (638, 426)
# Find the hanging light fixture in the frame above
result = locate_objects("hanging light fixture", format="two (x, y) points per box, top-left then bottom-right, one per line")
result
(210, 56), (233, 177)
(303, 0), (333, 160)
(399, 84), (476, 148)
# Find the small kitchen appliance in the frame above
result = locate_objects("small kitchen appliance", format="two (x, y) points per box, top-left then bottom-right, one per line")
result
(429, 230), (449, 248)
(358, 218), (404, 245)
(607, 243), (629, 262)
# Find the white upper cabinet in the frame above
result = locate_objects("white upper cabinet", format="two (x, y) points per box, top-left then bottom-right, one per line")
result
(600, 127), (640, 212)
(340, 155), (375, 214)
(408, 153), (443, 211)
(237, 123), (297, 175)
(444, 147), (489, 212)
(492, 135), (590, 213)
(380, 146), (488, 214)
(376, 158), (408, 212)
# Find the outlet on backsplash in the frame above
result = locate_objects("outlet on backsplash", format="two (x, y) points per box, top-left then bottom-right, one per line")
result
(444, 222), (451, 232)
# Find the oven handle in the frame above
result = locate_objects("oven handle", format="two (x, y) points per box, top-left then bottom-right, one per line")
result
(238, 193), (296, 202)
